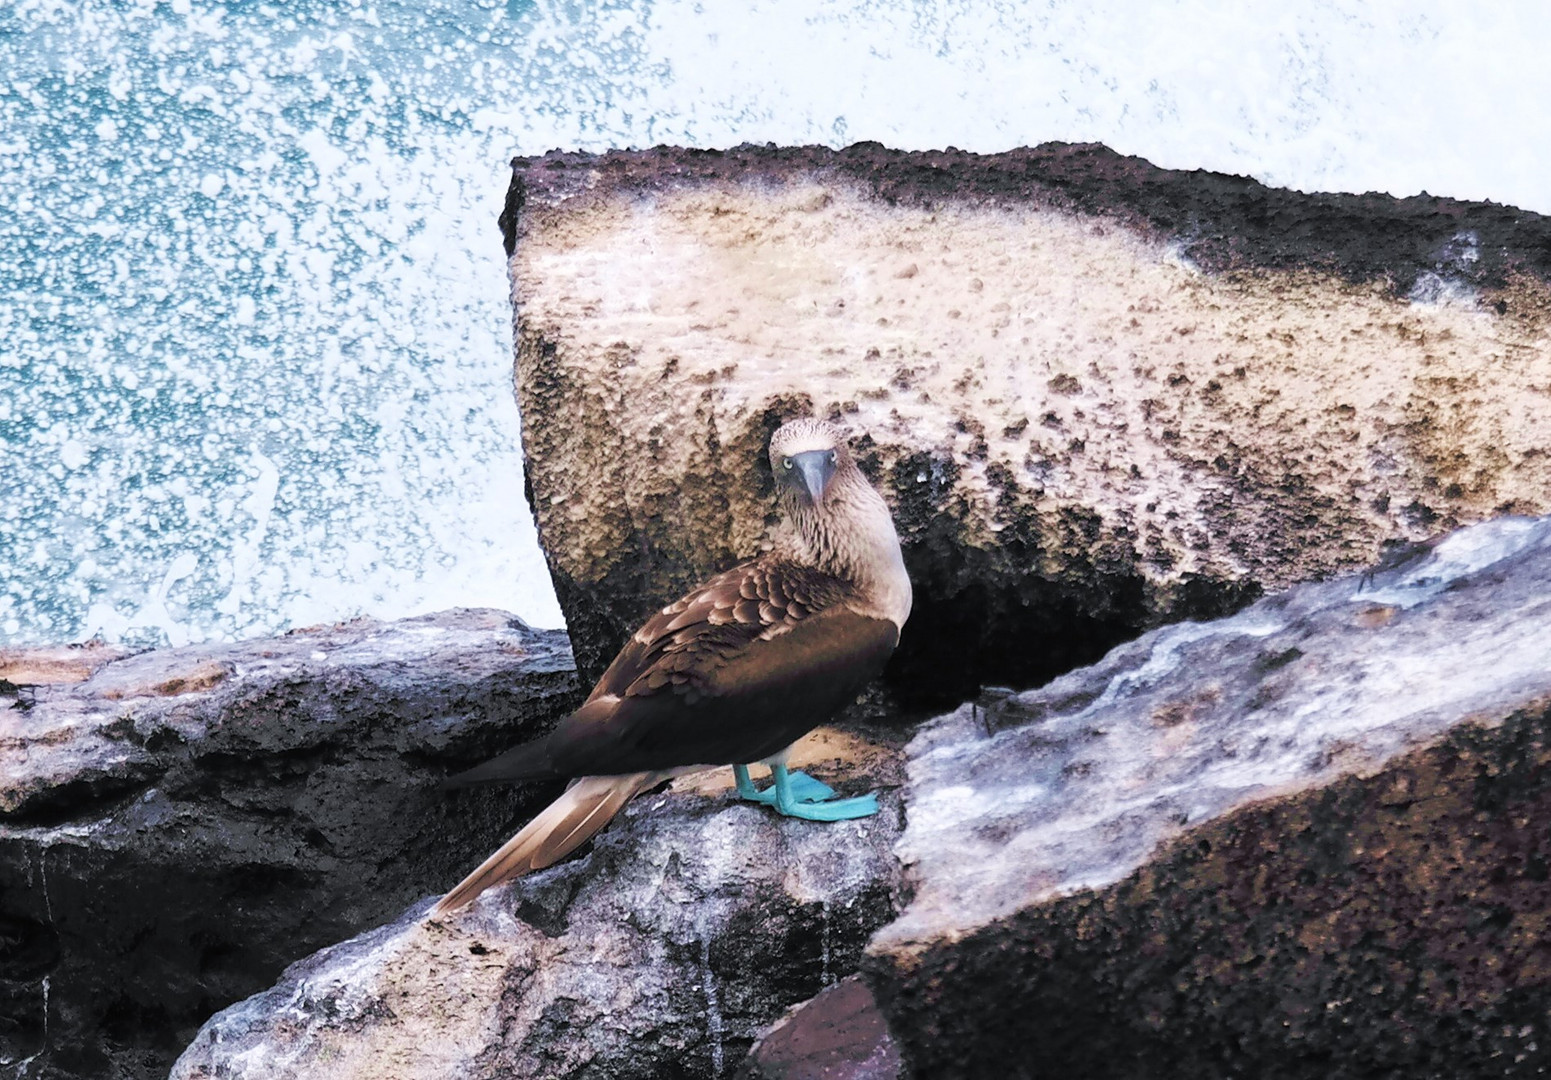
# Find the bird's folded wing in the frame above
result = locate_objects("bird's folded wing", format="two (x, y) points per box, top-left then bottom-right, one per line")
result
(590, 559), (852, 700)
(541, 561), (897, 773)
(441, 559), (897, 784)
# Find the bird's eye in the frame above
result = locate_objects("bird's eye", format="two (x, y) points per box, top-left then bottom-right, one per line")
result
(828, 451), (837, 464)
(782, 458), (793, 470)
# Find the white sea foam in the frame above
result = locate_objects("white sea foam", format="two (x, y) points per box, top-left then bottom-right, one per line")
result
(1, 1), (1548, 647)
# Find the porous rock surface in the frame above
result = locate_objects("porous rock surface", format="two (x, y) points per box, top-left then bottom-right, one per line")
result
(170, 771), (902, 1080)
(505, 142), (1551, 701)
(867, 515), (1551, 1077)
(0, 609), (578, 1080)
(168, 515), (1551, 1079)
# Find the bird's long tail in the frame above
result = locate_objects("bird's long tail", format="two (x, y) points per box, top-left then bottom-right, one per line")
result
(430, 771), (666, 916)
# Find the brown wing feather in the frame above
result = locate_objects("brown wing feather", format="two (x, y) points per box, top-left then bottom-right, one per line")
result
(587, 559), (850, 704)
(443, 558), (892, 786)
(545, 607), (898, 775)
(430, 771), (666, 915)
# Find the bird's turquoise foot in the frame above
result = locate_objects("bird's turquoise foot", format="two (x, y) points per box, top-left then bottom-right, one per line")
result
(733, 763), (835, 804)
(776, 790), (879, 821)
(768, 764), (880, 821)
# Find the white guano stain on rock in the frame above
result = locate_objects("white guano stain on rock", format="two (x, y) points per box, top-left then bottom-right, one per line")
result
(174, 902), (532, 1079)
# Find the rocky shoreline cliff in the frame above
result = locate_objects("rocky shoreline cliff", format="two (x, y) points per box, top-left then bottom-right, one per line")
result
(5, 142), (1550, 1079)
(153, 517), (1551, 1079)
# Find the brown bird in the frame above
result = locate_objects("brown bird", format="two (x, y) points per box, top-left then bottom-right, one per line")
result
(432, 418), (912, 915)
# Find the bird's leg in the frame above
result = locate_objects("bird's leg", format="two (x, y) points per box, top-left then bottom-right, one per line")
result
(733, 763), (837, 805)
(770, 764), (879, 821)
(733, 763), (764, 801)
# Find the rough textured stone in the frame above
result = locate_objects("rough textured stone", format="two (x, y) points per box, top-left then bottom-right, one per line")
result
(504, 142), (1551, 704)
(737, 975), (903, 1080)
(166, 515), (1551, 1079)
(864, 515), (1551, 1077)
(0, 609), (578, 1080)
(0, 640), (131, 688)
(169, 748), (904, 1080)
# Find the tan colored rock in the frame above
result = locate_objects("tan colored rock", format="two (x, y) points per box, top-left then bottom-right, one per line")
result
(505, 144), (1551, 698)
(0, 640), (130, 685)
(96, 659), (230, 700)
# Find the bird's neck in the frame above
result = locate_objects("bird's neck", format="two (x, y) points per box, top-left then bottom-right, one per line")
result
(775, 472), (913, 630)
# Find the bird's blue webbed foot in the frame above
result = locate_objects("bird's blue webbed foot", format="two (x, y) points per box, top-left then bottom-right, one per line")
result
(757, 764), (880, 821)
(733, 763), (835, 805)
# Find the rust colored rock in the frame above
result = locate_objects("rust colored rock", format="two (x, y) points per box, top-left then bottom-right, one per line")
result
(0, 640), (131, 686)
(739, 975), (904, 1080)
(503, 143), (1551, 705)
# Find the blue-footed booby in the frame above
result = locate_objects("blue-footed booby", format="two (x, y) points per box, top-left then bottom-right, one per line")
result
(432, 418), (911, 914)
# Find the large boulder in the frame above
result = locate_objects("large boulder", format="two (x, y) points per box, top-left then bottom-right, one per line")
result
(170, 739), (904, 1080)
(169, 515), (1551, 1078)
(0, 610), (578, 1080)
(503, 142), (1551, 702)
(866, 515), (1551, 1077)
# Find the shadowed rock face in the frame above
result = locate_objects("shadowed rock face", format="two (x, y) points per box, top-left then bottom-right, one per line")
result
(503, 143), (1551, 706)
(0, 610), (578, 1080)
(866, 516), (1551, 1078)
(874, 705), (1551, 1080)
(167, 515), (1551, 1079)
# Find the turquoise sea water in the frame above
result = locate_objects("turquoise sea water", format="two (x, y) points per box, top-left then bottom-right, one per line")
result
(2, 0), (1547, 648)
(1, 0), (591, 646)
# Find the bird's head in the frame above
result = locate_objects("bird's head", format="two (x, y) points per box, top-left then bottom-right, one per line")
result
(769, 418), (851, 508)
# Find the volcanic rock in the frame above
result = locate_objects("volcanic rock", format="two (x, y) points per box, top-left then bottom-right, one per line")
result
(503, 142), (1551, 704)
(0, 609), (578, 1080)
(867, 515), (1551, 1078)
(169, 748), (903, 1080)
(168, 515), (1551, 1079)
(738, 975), (904, 1080)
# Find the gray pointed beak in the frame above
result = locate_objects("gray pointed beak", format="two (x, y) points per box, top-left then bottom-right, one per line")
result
(790, 450), (837, 504)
